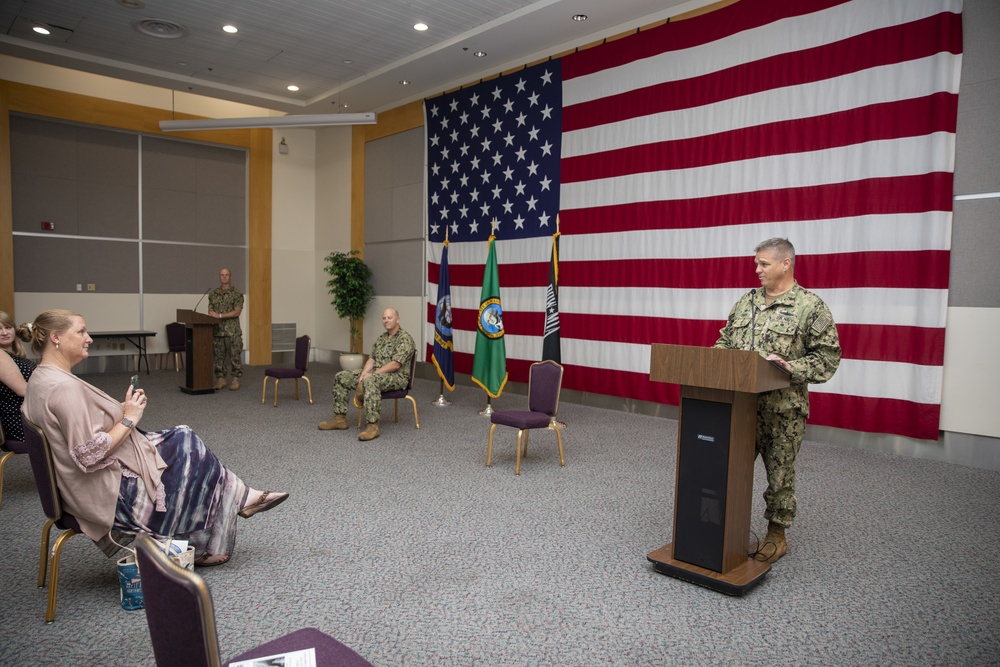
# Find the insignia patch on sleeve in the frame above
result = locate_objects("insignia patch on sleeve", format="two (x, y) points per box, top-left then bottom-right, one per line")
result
(811, 313), (833, 334)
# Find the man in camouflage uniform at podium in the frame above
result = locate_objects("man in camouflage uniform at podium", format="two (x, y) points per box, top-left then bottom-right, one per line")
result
(318, 308), (415, 442)
(715, 238), (841, 563)
(208, 267), (244, 391)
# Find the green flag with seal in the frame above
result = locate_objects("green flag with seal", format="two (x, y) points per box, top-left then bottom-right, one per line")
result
(471, 234), (508, 398)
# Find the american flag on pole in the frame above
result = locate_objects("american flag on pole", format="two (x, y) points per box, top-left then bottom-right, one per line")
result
(426, 0), (962, 440)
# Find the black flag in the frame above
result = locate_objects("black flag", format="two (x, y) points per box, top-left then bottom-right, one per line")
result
(542, 231), (561, 363)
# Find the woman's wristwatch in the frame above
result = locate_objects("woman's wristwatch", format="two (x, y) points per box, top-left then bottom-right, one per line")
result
(121, 417), (134, 429)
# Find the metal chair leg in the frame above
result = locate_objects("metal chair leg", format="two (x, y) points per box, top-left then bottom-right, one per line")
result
(45, 528), (79, 623)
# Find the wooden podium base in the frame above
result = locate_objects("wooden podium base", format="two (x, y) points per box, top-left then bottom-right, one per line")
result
(179, 386), (216, 395)
(647, 543), (770, 596)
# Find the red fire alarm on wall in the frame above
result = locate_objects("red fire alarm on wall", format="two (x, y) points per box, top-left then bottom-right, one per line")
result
(41, 221), (55, 231)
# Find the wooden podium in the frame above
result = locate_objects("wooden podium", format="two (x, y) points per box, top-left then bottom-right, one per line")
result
(646, 344), (790, 595)
(176, 309), (219, 394)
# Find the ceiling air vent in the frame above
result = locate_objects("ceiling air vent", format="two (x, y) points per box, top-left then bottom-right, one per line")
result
(131, 18), (188, 39)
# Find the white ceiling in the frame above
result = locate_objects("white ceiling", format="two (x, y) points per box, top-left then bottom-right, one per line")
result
(0, 0), (712, 115)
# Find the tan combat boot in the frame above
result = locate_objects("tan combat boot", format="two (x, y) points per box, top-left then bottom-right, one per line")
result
(763, 522), (788, 563)
(358, 422), (380, 441)
(318, 415), (349, 431)
(214, 377), (227, 390)
(230, 377), (240, 391)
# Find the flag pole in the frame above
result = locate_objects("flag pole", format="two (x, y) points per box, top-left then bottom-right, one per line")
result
(478, 219), (500, 416)
(479, 395), (493, 416)
(431, 377), (452, 407)
(431, 227), (453, 407)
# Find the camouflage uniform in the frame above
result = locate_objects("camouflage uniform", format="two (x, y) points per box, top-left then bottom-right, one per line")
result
(714, 282), (841, 528)
(208, 286), (244, 380)
(333, 327), (415, 424)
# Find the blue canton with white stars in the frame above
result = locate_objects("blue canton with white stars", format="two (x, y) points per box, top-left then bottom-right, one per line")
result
(426, 61), (562, 243)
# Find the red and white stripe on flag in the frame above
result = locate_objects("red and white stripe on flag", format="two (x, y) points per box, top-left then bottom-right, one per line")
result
(425, 0), (962, 440)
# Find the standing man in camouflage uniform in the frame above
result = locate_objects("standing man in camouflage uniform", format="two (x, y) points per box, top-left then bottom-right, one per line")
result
(318, 308), (415, 441)
(208, 267), (244, 391)
(714, 238), (841, 563)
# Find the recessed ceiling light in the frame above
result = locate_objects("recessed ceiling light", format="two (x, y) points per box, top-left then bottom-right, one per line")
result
(414, 22), (428, 31)
(116, 0), (145, 8)
(222, 24), (238, 34)
(287, 85), (299, 92)
(341, 103), (351, 108)
(399, 80), (411, 85)
(473, 51), (487, 58)
(343, 59), (353, 64)
(177, 60), (188, 66)
(32, 25), (51, 35)
(572, 14), (588, 22)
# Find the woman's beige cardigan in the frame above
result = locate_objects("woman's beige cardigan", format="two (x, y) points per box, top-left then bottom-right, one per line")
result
(22, 366), (167, 542)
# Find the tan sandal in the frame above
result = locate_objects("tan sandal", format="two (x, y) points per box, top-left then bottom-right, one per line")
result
(238, 490), (289, 519)
(194, 553), (230, 567)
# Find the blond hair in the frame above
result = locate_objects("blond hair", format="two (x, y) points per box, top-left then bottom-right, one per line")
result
(17, 309), (81, 356)
(0, 310), (28, 358)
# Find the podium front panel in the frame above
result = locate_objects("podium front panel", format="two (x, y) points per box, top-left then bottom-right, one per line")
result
(185, 327), (195, 389)
(674, 397), (732, 572)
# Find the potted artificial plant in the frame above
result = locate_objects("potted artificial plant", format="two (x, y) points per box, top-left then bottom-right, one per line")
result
(324, 249), (375, 370)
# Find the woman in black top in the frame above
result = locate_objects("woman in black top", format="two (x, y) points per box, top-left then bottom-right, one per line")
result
(0, 310), (35, 442)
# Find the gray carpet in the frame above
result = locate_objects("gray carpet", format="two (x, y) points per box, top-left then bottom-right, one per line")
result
(1, 364), (998, 666)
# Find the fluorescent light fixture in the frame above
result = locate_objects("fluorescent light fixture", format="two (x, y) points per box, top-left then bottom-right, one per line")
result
(159, 112), (377, 132)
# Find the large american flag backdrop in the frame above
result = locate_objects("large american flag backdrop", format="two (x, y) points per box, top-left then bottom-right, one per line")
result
(424, 0), (962, 441)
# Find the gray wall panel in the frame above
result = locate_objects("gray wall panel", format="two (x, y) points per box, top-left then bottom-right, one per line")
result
(76, 125), (138, 186)
(365, 194), (393, 244)
(365, 240), (424, 297)
(78, 182), (138, 238)
(364, 127), (425, 295)
(954, 77), (1000, 195)
(14, 237), (138, 293)
(142, 137), (198, 190)
(11, 117), (247, 300)
(142, 189), (198, 242)
(196, 145), (247, 196)
(9, 115), (78, 179)
(950, 198), (1000, 308)
(196, 193), (246, 245)
(143, 244), (246, 295)
(11, 173), (80, 234)
(392, 181), (424, 239)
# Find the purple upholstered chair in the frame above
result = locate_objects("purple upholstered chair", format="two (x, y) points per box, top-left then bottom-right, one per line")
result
(355, 353), (420, 430)
(486, 360), (565, 475)
(0, 420), (29, 510)
(261, 334), (313, 407)
(165, 321), (186, 372)
(21, 416), (87, 623)
(134, 534), (374, 667)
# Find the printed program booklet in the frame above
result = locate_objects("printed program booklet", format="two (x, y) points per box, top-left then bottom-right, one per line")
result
(228, 647), (316, 667)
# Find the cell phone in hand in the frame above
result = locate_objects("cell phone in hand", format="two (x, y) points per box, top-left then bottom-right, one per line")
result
(130, 374), (140, 390)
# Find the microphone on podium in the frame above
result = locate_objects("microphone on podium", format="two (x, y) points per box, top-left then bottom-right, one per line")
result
(192, 287), (213, 314)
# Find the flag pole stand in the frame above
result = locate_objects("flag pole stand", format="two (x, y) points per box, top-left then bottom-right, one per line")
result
(479, 395), (494, 416)
(430, 379), (451, 406)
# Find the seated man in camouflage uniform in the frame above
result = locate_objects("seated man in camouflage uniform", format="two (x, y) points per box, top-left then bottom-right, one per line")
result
(714, 238), (841, 563)
(318, 308), (415, 441)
